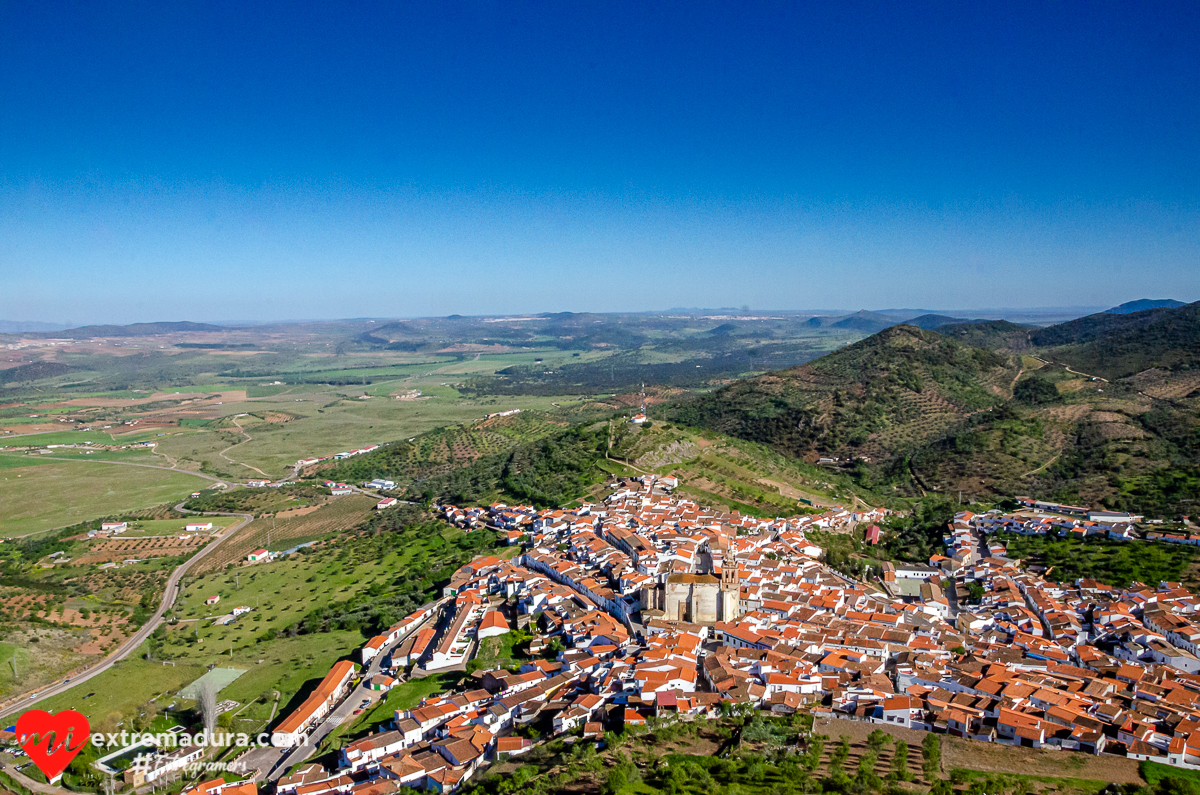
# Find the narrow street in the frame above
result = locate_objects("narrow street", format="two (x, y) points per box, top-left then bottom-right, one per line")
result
(262, 605), (442, 782)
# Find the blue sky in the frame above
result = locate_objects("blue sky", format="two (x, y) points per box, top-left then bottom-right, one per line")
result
(1, 1), (1197, 324)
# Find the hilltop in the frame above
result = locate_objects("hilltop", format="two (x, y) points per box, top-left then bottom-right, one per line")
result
(935, 319), (1033, 350)
(37, 321), (225, 338)
(1106, 298), (1186, 314)
(669, 325), (1019, 467)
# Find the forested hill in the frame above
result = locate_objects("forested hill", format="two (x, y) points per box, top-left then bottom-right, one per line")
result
(667, 310), (1200, 517)
(1029, 300), (1200, 379)
(667, 325), (1019, 466)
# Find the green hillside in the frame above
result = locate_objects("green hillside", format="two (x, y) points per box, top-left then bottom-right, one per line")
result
(667, 309), (1200, 517)
(1030, 301), (1200, 379)
(668, 325), (1019, 467)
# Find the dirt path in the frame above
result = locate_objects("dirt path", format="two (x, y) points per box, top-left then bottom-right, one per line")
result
(757, 478), (839, 508)
(1010, 366), (1025, 395)
(1022, 453), (1060, 478)
(1032, 357), (1109, 383)
(152, 445), (180, 469)
(218, 416), (270, 478)
(0, 762), (76, 795)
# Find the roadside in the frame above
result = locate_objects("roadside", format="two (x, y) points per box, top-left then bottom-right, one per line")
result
(0, 507), (252, 719)
(0, 761), (76, 795)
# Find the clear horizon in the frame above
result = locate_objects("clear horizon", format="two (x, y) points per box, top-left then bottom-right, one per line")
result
(0, 303), (1161, 331)
(2, 1), (1198, 325)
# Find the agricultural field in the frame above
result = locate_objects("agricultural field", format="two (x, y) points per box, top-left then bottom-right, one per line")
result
(0, 503), (244, 703)
(182, 482), (331, 515)
(72, 533), (210, 566)
(0, 430), (125, 447)
(108, 516), (240, 537)
(192, 493), (377, 573)
(998, 532), (1197, 589)
(318, 410), (568, 485)
(467, 710), (1142, 795)
(0, 457), (210, 536)
(29, 509), (501, 740)
(147, 384), (581, 479)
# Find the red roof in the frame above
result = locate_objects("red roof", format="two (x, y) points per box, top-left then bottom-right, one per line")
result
(479, 610), (509, 632)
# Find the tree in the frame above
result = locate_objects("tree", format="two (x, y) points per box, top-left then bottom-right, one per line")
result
(603, 766), (627, 795)
(966, 581), (986, 603)
(198, 679), (218, 738)
(930, 780), (953, 795)
(803, 734), (825, 771)
(1014, 376), (1060, 406)
(890, 738), (912, 782)
(921, 733), (941, 782)
(856, 750), (881, 792)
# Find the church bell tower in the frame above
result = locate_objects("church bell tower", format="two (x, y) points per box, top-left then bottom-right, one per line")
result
(719, 556), (741, 622)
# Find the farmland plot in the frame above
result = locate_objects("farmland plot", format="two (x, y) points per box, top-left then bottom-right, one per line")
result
(194, 494), (376, 573)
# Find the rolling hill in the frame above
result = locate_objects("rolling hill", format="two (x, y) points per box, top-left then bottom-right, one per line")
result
(1029, 301), (1200, 379)
(44, 321), (225, 338)
(668, 305), (1200, 517)
(668, 325), (1020, 466)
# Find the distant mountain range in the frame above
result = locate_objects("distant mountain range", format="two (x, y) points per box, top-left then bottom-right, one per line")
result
(668, 301), (1200, 517)
(24, 321), (225, 338)
(0, 320), (69, 333)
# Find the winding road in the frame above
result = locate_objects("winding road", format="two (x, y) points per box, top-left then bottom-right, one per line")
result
(0, 504), (252, 719)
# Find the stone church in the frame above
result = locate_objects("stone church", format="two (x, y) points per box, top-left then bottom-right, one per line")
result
(645, 560), (740, 624)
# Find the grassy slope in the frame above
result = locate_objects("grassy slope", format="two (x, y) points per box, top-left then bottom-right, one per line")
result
(667, 313), (1200, 516)
(0, 458), (206, 536)
(667, 326), (1017, 494)
(31, 512), (501, 733)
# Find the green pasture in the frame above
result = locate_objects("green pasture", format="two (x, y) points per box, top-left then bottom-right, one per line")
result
(116, 517), (239, 537)
(0, 459), (206, 536)
(155, 389), (580, 478)
(0, 430), (117, 447)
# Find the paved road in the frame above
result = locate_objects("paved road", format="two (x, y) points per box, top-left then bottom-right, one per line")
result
(0, 760), (75, 795)
(0, 507), (252, 719)
(264, 605), (442, 782)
